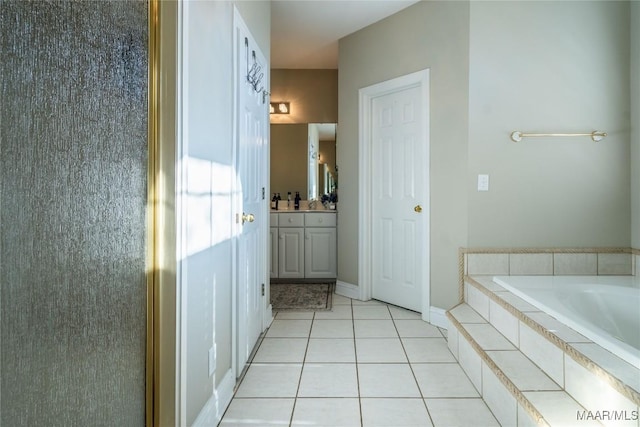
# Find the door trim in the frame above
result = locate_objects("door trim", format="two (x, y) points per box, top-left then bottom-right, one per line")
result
(147, 0), (180, 425)
(358, 69), (431, 321)
(147, 1), (159, 424)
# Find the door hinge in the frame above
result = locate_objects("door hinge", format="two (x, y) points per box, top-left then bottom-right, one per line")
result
(261, 283), (265, 296)
(262, 187), (265, 200)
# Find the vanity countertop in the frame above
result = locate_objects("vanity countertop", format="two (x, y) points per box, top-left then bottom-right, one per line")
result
(270, 207), (337, 213)
(270, 201), (337, 213)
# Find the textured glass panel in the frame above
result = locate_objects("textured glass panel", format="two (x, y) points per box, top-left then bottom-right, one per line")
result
(1, 1), (148, 425)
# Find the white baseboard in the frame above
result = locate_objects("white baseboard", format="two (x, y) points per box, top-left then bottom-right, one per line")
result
(335, 280), (360, 300)
(192, 368), (235, 426)
(429, 306), (448, 329)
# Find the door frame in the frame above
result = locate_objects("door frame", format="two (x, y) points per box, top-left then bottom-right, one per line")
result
(357, 69), (431, 321)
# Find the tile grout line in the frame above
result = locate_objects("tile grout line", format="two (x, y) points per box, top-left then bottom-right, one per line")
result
(389, 303), (438, 427)
(226, 295), (500, 426)
(289, 311), (315, 426)
(351, 299), (365, 427)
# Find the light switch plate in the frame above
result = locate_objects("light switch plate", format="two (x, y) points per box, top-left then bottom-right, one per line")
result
(477, 174), (489, 191)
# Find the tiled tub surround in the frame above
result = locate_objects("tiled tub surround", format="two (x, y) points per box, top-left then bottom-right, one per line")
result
(460, 248), (639, 282)
(458, 248), (638, 303)
(449, 275), (640, 426)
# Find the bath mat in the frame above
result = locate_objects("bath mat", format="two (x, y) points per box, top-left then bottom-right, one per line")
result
(270, 282), (334, 311)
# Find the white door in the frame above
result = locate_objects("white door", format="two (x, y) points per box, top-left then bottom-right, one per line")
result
(234, 13), (267, 371)
(371, 84), (427, 312)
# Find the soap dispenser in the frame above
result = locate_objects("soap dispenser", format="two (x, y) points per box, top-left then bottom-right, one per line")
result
(271, 193), (278, 210)
(294, 191), (300, 210)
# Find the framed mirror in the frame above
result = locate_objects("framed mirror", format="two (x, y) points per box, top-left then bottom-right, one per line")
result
(270, 123), (337, 202)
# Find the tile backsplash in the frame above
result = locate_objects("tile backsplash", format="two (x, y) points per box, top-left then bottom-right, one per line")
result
(509, 253), (553, 275)
(460, 248), (639, 303)
(463, 248), (637, 278)
(553, 253), (598, 275)
(467, 254), (509, 276)
(597, 253), (633, 275)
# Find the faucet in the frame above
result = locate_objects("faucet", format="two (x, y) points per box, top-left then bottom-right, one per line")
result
(308, 199), (317, 210)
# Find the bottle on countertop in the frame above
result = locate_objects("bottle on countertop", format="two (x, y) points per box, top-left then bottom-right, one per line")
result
(271, 193), (278, 210)
(276, 193), (281, 201)
(294, 191), (301, 210)
(287, 191), (292, 208)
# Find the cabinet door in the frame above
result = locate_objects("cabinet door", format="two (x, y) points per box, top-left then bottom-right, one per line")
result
(270, 227), (278, 278)
(305, 227), (337, 279)
(278, 227), (304, 278)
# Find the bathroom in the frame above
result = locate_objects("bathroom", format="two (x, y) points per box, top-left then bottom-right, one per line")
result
(2, 0), (638, 425)
(263, 0), (640, 425)
(268, 0), (638, 309)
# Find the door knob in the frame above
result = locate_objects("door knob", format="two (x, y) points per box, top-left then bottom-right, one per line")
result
(242, 213), (255, 224)
(414, 205), (423, 213)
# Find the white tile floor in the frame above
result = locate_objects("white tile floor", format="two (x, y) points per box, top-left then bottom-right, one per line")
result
(219, 293), (500, 427)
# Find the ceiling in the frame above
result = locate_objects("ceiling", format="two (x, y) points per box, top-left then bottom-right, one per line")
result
(271, 0), (420, 69)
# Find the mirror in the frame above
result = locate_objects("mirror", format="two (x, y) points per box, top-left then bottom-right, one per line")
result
(270, 123), (337, 203)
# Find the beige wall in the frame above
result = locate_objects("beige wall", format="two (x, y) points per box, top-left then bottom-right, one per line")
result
(338, 1), (470, 309)
(270, 69), (338, 203)
(270, 69), (338, 124)
(270, 123), (308, 197)
(632, 2), (640, 249)
(468, 1), (630, 248)
(338, 0), (633, 310)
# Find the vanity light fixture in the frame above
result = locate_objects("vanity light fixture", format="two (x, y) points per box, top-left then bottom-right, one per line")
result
(270, 102), (290, 114)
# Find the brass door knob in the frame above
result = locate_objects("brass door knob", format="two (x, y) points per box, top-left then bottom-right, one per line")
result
(242, 213), (255, 224)
(414, 205), (423, 213)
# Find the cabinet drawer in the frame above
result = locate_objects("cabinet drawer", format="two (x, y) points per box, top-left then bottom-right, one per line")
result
(270, 213), (279, 227)
(304, 213), (336, 227)
(279, 213), (304, 227)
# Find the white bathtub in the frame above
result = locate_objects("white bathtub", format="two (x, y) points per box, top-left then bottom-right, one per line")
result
(492, 275), (640, 368)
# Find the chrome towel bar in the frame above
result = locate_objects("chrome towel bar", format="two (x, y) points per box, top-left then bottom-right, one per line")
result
(510, 130), (607, 142)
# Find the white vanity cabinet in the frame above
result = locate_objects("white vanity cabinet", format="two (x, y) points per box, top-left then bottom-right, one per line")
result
(270, 211), (337, 279)
(304, 213), (337, 278)
(269, 214), (279, 278)
(277, 213), (305, 278)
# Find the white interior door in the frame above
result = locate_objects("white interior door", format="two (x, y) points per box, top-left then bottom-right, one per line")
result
(234, 13), (267, 371)
(371, 84), (427, 312)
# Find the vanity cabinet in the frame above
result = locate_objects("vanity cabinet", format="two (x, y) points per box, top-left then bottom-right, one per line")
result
(275, 213), (305, 279)
(304, 213), (337, 278)
(270, 212), (337, 279)
(270, 214), (278, 277)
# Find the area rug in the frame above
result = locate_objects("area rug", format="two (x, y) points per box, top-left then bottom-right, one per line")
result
(270, 283), (334, 311)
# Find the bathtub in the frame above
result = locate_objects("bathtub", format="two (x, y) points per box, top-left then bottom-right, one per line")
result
(492, 275), (640, 368)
